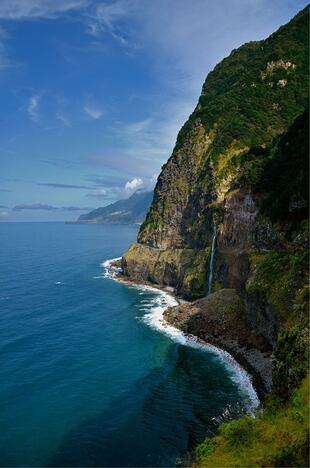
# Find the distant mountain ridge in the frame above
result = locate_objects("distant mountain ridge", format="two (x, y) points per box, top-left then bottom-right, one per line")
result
(76, 190), (153, 224)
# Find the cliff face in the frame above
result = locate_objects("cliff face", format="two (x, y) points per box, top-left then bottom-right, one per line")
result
(121, 7), (309, 466)
(123, 6), (308, 299)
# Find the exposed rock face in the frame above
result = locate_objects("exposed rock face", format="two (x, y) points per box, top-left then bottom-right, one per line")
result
(122, 243), (210, 300)
(122, 244), (195, 289)
(245, 290), (280, 348)
(137, 123), (215, 250)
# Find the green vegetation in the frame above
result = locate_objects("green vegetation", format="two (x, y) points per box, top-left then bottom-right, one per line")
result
(247, 250), (309, 322)
(258, 109), (309, 235)
(176, 7), (308, 162)
(195, 375), (309, 467)
(182, 248), (210, 299)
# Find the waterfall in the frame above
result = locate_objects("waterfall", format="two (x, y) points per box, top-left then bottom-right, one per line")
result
(207, 229), (216, 295)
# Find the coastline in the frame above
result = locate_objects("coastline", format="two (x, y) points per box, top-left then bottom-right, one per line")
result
(102, 257), (260, 414)
(163, 298), (273, 402)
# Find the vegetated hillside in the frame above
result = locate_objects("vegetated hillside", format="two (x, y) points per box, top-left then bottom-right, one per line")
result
(77, 190), (153, 224)
(121, 6), (309, 466)
(194, 108), (309, 467)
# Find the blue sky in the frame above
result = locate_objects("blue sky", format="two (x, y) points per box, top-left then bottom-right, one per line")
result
(0, 0), (307, 221)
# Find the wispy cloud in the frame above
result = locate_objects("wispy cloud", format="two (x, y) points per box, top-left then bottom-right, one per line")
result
(124, 118), (152, 134)
(0, 188), (12, 192)
(109, 99), (193, 170)
(56, 111), (71, 127)
(13, 203), (58, 211)
(37, 182), (91, 189)
(27, 95), (40, 122)
(84, 103), (104, 120)
(86, 0), (134, 46)
(0, 0), (88, 20)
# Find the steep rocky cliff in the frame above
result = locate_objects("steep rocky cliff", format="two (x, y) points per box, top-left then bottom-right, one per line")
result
(121, 6), (309, 467)
(122, 6), (308, 300)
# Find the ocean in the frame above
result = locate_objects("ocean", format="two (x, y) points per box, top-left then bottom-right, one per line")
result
(0, 222), (258, 467)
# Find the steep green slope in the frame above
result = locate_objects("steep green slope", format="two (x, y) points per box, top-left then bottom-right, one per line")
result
(195, 375), (309, 467)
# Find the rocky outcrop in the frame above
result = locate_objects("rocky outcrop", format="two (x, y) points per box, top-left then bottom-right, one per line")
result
(122, 243), (210, 299)
(164, 289), (274, 398)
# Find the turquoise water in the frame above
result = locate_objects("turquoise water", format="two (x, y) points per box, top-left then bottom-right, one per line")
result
(0, 222), (257, 467)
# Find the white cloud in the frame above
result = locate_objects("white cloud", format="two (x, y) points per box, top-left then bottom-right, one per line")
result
(124, 118), (152, 134)
(125, 177), (143, 191)
(84, 104), (104, 120)
(0, 0), (88, 20)
(86, 0), (133, 45)
(27, 95), (40, 122)
(111, 98), (193, 168)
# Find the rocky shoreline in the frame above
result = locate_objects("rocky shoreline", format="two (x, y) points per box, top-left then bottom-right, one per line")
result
(163, 291), (274, 402)
(111, 259), (272, 403)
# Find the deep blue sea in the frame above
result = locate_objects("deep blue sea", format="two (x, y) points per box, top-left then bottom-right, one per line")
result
(0, 222), (258, 467)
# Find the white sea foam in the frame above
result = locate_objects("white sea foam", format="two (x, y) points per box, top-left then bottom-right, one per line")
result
(102, 258), (260, 414)
(101, 257), (122, 279)
(55, 281), (63, 285)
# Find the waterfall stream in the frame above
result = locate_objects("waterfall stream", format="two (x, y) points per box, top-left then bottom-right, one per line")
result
(207, 230), (216, 295)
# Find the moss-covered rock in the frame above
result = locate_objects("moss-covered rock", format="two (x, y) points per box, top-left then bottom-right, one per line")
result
(122, 243), (210, 299)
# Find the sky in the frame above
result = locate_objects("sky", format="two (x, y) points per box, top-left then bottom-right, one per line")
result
(0, 0), (307, 221)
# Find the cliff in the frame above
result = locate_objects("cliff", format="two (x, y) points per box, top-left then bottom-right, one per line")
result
(76, 190), (152, 224)
(121, 6), (309, 467)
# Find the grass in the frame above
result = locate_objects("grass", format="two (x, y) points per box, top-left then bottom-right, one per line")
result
(195, 374), (309, 467)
